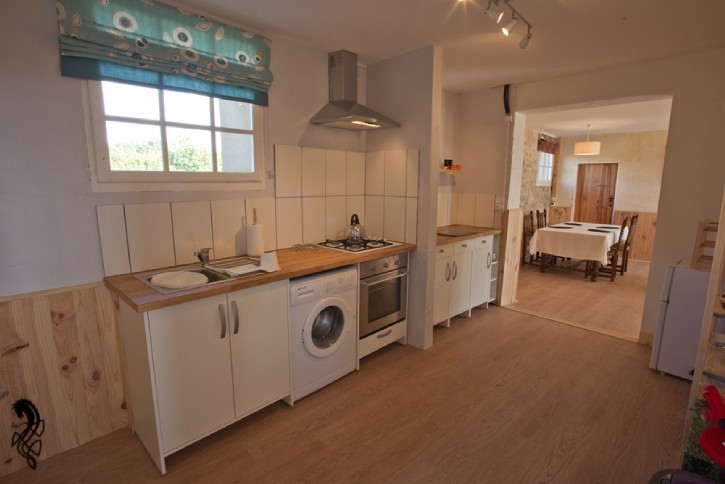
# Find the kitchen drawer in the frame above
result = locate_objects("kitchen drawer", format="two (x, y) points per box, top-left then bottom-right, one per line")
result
(358, 319), (407, 359)
(474, 235), (493, 250)
(454, 239), (474, 255)
(436, 244), (453, 259)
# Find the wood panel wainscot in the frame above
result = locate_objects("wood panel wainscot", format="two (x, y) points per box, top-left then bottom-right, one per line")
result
(614, 211), (656, 262)
(0, 283), (128, 478)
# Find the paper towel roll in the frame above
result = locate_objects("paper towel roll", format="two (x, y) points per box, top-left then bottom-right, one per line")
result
(247, 224), (264, 257)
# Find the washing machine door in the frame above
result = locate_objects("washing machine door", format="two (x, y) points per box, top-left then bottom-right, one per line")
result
(302, 296), (352, 358)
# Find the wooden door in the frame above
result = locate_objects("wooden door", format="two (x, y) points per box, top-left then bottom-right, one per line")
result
(574, 163), (618, 223)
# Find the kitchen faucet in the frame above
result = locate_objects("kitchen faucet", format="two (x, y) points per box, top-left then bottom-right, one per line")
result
(194, 247), (212, 264)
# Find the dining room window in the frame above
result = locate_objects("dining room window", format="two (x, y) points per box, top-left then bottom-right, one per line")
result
(536, 151), (554, 186)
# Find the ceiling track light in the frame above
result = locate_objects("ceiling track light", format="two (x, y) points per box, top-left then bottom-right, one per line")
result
(484, 0), (504, 23)
(519, 26), (532, 49)
(501, 0), (533, 46)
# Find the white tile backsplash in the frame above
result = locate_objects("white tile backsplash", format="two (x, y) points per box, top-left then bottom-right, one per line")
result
(365, 195), (384, 238)
(325, 149), (346, 196)
(275, 198), (303, 249)
(211, 199), (246, 259)
(365, 151), (385, 196)
(97, 205), (130, 277)
(325, 196), (347, 240)
(384, 196), (406, 242)
(302, 197), (326, 243)
(406, 149), (419, 197)
(275, 145), (302, 198)
(245, 198), (277, 251)
(456, 193), (475, 226)
(125, 203), (175, 272)
(384, 150), (407, 197)
(172, 201), (214, 264)
(302, 147), (326, 197)
(346, 196), (365, 226)
(96, 146), (421, 278)
(474, 193), (496, 228)
(347, 151), (365, 195)
(405, 198), (418, 244)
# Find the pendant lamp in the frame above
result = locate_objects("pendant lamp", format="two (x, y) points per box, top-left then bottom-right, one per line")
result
(574, 124), (601, 156)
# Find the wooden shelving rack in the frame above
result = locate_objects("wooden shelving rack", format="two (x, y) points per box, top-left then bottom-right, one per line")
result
(684, 188), (725, 476)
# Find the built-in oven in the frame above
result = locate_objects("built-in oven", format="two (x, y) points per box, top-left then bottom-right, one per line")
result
(359, 253), (408, 338)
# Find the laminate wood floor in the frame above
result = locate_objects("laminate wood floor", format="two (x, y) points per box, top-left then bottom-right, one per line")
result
(5, 307), (689, 483)
(509, 259), (650, 342)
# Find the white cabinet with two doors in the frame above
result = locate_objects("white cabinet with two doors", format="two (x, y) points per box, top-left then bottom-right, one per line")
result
(119, 280), (290, 474)
(433, 235), (496, 327)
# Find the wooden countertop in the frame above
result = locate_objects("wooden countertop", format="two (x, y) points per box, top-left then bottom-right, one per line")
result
(436, 225), (501, 246)
(105, 243), (416, 313)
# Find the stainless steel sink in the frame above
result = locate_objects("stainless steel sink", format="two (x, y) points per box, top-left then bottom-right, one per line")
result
(437, 228), (479, 237)
(135, 257), (262, 294)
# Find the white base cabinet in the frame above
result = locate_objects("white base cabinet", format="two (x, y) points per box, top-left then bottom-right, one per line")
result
(120, 280), (291, 474)
(433, 235), (496, 327)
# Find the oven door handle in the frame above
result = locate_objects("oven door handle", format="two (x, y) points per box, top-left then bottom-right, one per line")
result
(360, 269), (408, 286)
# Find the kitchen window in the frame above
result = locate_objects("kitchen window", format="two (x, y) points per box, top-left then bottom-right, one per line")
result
(536, 151), (554, 186)
(86, 80), (266, 191)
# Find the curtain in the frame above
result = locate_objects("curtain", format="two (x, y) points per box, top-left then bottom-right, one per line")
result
(537, 133), (559, 154)
(56, 0), (273, 106)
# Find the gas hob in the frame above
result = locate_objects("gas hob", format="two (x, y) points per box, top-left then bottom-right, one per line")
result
(319, 238), (396, 252)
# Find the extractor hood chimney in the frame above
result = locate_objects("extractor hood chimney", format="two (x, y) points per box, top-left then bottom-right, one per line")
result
(310, 50), (400, 130)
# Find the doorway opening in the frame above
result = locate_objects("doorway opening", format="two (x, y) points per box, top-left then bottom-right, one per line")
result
(506, 95), (673, 342)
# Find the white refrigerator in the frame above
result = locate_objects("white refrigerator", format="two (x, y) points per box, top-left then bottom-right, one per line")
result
(649, 265), (710, 380)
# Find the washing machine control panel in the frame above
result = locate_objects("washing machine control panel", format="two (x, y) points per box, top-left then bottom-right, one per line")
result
(290, 267), (358, 306)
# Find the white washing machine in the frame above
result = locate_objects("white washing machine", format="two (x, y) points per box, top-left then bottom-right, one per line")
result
(289, 266), (358, 401)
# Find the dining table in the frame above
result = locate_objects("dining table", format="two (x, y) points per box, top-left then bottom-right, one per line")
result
(528, 221), (621, 281)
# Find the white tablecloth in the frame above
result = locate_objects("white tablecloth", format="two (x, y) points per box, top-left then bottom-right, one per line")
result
(529, 222), (621, 264)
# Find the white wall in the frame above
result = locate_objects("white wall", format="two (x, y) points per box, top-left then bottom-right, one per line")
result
(514, 48), (725, 339)
(367, 45), (442, 349)
(556, 131), (667, 213)
(0, 1), (362, 297)
(456, 87), (509, 196)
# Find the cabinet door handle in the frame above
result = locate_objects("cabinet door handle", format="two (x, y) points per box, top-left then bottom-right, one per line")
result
(445, 261), (451, 281)
(231, 300), (240, 335)
(487, 252), (491, 269)
(376, 329), (393, 339)
(452, 261), (458, 280)
(218, 303), (227, 339)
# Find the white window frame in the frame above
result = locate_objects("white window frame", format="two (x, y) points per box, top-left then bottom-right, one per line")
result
(83, 81), (267, 192)
(536, 151), (554, 187)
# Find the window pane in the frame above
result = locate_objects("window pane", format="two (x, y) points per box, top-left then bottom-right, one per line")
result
(102, 81), (159, 120)
(167, 128), (213, 172)
(164, 91), (211, 126)
(106, 121), (163, 171)
(214, 99), (253, 130)
(216, 132), (254, 173)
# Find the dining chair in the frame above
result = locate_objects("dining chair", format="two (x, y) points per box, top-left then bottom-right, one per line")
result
(586, 216), (629, 281)
(536, 209), (548, 229)
(621, 214), (639, 274)
(522, 210), (536, 265)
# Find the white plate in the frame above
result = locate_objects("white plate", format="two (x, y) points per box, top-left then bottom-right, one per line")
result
(150, 271), (208, 289)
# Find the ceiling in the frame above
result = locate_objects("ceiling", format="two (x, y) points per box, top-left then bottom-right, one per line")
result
(524, 97), (674, 136)
(182, 0), (725, 134)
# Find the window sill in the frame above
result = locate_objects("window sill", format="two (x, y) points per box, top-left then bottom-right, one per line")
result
(90, 179), (266, 193)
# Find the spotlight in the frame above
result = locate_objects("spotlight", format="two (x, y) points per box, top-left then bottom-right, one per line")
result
(519, 28), (532, 49)
(502, 17), (518, 36)
(484, 0), (504, 23)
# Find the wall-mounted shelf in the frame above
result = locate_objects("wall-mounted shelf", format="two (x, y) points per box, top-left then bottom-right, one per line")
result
(439, 168), (461, 174)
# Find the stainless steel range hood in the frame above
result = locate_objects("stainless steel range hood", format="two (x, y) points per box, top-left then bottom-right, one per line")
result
(310, 50), (400, 131)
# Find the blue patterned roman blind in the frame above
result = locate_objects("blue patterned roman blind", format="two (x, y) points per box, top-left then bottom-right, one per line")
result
(56, 0), (273, 106)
